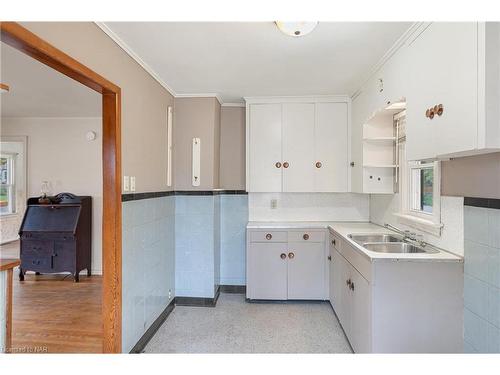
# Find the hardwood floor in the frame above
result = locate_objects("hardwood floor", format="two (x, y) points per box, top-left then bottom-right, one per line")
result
(1, 241), (103, 353)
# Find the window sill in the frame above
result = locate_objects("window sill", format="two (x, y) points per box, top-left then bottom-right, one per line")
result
(394, 213), (443, 237)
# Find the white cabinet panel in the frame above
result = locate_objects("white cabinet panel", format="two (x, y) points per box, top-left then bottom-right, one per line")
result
(247, 242), (288, 300)
(406, 23), (478, 160)
(248, 104), (283, 192)
(287, 242), (325, 300)
(315, 102), (349, 192)
(282, 103), (315, 192)
(350, 267), (371, 353)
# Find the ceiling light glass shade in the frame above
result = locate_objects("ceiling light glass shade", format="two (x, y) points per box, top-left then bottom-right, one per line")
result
(275, 22), (318, 37)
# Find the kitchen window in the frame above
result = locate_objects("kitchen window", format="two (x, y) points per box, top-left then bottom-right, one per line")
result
(395, 112), (443, 236)
(0, 154), (16, 216)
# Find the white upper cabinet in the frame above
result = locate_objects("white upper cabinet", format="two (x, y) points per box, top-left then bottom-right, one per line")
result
(246, 97), (350, 193)
(352, 22), (500, 164)
(406, 22), (479, 161)
(315, 102), (349, 192)
(247, 104), (282, 192)
(282, 103), (315, 192)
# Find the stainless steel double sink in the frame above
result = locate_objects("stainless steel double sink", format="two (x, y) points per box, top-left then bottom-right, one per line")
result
(347, 234), (439, 254)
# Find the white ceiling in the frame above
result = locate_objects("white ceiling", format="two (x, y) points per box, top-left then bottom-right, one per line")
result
(102, 22), (412, 103)
(1, 42), (101, 118)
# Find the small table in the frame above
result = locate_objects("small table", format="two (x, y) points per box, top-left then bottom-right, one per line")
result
(1, 258), (20, 353)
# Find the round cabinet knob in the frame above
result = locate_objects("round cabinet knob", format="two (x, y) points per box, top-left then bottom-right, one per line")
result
(275, 162), (282, 168)
(283, 162), (289, 169)
(437, 104), (444, 116)
(288, 252), (295, 259)
(429, 108), (435, 119)
(303, 233), (309, 240)
(265, 233), (272, 240)
(350, 162), (355, 167)
(280, 253), (287, 259)
(315, 161), (322, 168)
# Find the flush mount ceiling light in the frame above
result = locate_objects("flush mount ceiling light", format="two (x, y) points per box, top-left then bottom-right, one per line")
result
(0, 83), (10, 93)
(275, 22), (318, 37)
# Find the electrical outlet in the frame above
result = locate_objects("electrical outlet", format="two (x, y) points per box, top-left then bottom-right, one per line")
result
(168, 289), (172, 300)
(123, 176), (130, 192)
(130, 176), (136, 192)
(271, 199), (278, 209)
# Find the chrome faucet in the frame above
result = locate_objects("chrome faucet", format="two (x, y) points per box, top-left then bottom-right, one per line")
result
(384, 223), (426, 247)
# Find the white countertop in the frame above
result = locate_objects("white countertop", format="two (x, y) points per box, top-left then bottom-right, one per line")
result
(247, 221), (463, 262)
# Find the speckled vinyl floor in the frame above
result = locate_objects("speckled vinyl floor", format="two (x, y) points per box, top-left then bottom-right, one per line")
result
(144, 293), (353, 353)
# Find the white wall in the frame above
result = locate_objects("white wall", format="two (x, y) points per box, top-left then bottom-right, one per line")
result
(1, 117), (103, 273)
(249, 193), (370, 222)
(370, 194), (464, 256)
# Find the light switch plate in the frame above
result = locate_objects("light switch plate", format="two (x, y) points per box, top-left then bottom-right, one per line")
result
(123, 176), (130, 192)
(130, 176), (136, 192)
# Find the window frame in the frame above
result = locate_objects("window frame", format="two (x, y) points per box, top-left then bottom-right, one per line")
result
(0, 153), (16, 216)
(396, 142), (443, 236)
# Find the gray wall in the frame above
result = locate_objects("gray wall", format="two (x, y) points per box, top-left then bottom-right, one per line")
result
(220, 107), (246, 190)
(442, 153), (500, 199)
(173, 97), (221, 190)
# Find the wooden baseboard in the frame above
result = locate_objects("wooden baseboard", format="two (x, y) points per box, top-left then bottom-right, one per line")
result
(129, 298), (175, 354)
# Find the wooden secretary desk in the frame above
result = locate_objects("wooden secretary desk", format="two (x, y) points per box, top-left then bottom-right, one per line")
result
(18, 194), (92, 282)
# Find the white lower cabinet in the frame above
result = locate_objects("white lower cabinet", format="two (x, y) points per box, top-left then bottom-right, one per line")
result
(328, 231), (463, 353)
(330, 235), (371, 352)
(247, 229), (327, 300)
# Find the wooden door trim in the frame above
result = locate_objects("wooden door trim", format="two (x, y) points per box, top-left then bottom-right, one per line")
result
(0, 22), (122, 353)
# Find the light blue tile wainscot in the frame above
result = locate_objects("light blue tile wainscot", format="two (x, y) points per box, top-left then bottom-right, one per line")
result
(175, 195), (218, 298)
(464, 205), (500, 353)
(122, 196), (175, 353)
(220, 195), (248, 286)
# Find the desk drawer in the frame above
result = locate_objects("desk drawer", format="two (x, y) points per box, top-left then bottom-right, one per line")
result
(21, 240), (54, 257)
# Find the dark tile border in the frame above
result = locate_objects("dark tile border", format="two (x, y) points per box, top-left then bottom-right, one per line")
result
(220, 285), (246, 294)
(464, 197), (500, 210)
(122, 191), (174, 202)
(130, 298), (176, 353)
(122, 190), (247, 202)
(175, 286), (221, 307)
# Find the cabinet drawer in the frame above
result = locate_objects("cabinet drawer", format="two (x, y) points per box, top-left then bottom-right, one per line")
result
(21, 255), (53, 271)
(21, 240), (54, 257)
(249, 230), (288, 243)
(288, 230), (325, 243)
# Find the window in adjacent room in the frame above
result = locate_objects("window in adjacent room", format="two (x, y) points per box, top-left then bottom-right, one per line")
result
(0, 153), (16, 215)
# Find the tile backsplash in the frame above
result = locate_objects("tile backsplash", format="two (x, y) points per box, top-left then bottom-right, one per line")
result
(463, 204), (500, 353)
(248, 193), (369, 222)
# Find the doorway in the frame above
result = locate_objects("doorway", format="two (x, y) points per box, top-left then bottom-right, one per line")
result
(0, 22), (122, 353)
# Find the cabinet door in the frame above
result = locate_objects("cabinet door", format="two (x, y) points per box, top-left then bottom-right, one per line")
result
(331, 250), (353, 339)
(314, 102), (349, 192)
(287, 242), (325, 299)
(247, 242), (288, 300)
(350, 267), (371, 353)
(282, 103), (315, 192)
(248, 104), (282, 192)
(406, 23), (478, 160)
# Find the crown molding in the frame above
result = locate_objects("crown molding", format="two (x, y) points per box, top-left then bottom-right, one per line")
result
(174, 93), (223, 105)
(95, 22), (177, 97)
(244, 95), (351, 105)
(350, 22), (426, 99)
(221, 102), (245, 107)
